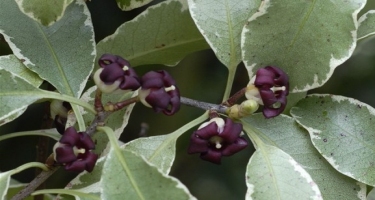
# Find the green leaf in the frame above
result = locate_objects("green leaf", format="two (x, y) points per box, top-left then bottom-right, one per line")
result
(1, 163), (48, 199)
(187, 0), (260, 68)
(0, 171), (12, 200)
(0, 69), (95, 126)
(116, 0), (153, 11)
(368, 187), (375, 200)
(242, 114), (366, 200)
(97, 0), (209, 67)
(290, 94), (375, 187)
(99, 126), (196, 200)
(0, 0), (95, 97)
(242, 0), (366, 92)
(0, 69), (43, 126)
(0, 55), (43, 87)
(60, 157), (106, 197)
(244, 144), (321, 200)
(358, 10), (375, 40)
(14, 0), (73, 26)
(123, 113), (207, 174)
(0, 128), (61, 142)
(33, 189), (100, 200)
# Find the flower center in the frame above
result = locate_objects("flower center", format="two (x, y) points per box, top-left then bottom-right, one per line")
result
(270, 86), (286, 93)
(209, 136), (223, 149)
(164, 85), (176, 92)
(73, 146), (86, 156)
(122, 65), (129, 71)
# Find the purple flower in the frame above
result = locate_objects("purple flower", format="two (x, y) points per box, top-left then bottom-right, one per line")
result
(53, 127), (98, 172)
(138, 70), (180, 115)
(93, 54), (140, 93)
(188, 118), (248, 164)
(246, 66), (289, 118)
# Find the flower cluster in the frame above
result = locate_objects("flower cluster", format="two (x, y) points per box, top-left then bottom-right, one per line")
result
(53, 127), (98, 172)
(188, 117), (248, 164)
(93, 54), (180, 115)
(246, 66), (289, 118)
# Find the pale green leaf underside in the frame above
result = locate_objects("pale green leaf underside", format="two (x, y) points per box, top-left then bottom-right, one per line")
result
(101, 148), (195, 200)
(0, 0), (95, 97)
(358, 10), (375, 40)
(291, 94), (375, 187)
(123, 113), (207, 175)
(97, 0), (209, 67)
(242, 0), (365, 92)
(0, 128), (61, 142)
(0, 69), (42, 126)
(0, 69), (93, 126)
(0, 55), (43, 87)
(244, 144), (321, 200)
(242, 114), (365, 200)
(15, 0), (73, 26)
(0, 171), (11, 200)
(123, 134), (177, 174)
(116, 0), (153, 11)
(188, 0), (260, 68)
(33, 189), (100, 200)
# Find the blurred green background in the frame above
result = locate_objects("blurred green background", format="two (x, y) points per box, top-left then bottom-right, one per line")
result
(1, 1), (375, 199)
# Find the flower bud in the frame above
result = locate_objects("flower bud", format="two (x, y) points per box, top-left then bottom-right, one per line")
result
(188, 117), (248, 164)
(138, 70), (180, 115)
(227, 99), (259, 119)
(93, 54), (140, 93)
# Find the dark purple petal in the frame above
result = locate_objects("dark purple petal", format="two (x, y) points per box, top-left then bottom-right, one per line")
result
(99, 54), (130, 69)
(163, 89), (180, 116)
(200, 149), (222, 164)
(59, 127), (79, 146)
(55, 146), (77, 163)
(145, 88), (171, 112)
(76, 132), (95, 150)
(221, 137), (248, 156)
(263, 101), (287, 119)
(141, 71), (165, 89)
(65, 152), (98, 173)
(119, 75), (141, 91)
(195, 122), (219, 139)
(100, 63), (125, 84)
(258, 90), (278, 106)
(187, 135), (209, 154)
(219, 118), (243, 143)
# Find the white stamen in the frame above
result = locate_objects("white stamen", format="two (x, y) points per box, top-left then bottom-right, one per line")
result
(215, 142), (222, 149)
(270, 86), (286, 93)
(73, 146), (86, 156)
(164, 85), (176, 92)
(122, 65), (129, 71)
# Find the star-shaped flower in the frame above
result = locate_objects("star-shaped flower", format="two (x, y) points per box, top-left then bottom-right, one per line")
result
(188, 118), (248, 164)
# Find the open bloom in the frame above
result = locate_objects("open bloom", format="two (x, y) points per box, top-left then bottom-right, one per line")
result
(93, 54), (140, 93)
(188, 118), (248, 164)
(138, 70), (180, 115)
(246, 66), (289, 118)
(53, 127), (98, 172)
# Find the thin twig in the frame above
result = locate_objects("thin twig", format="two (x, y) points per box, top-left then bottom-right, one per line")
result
(180, 97), (229, 114)
(11, 167), (59, 200)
